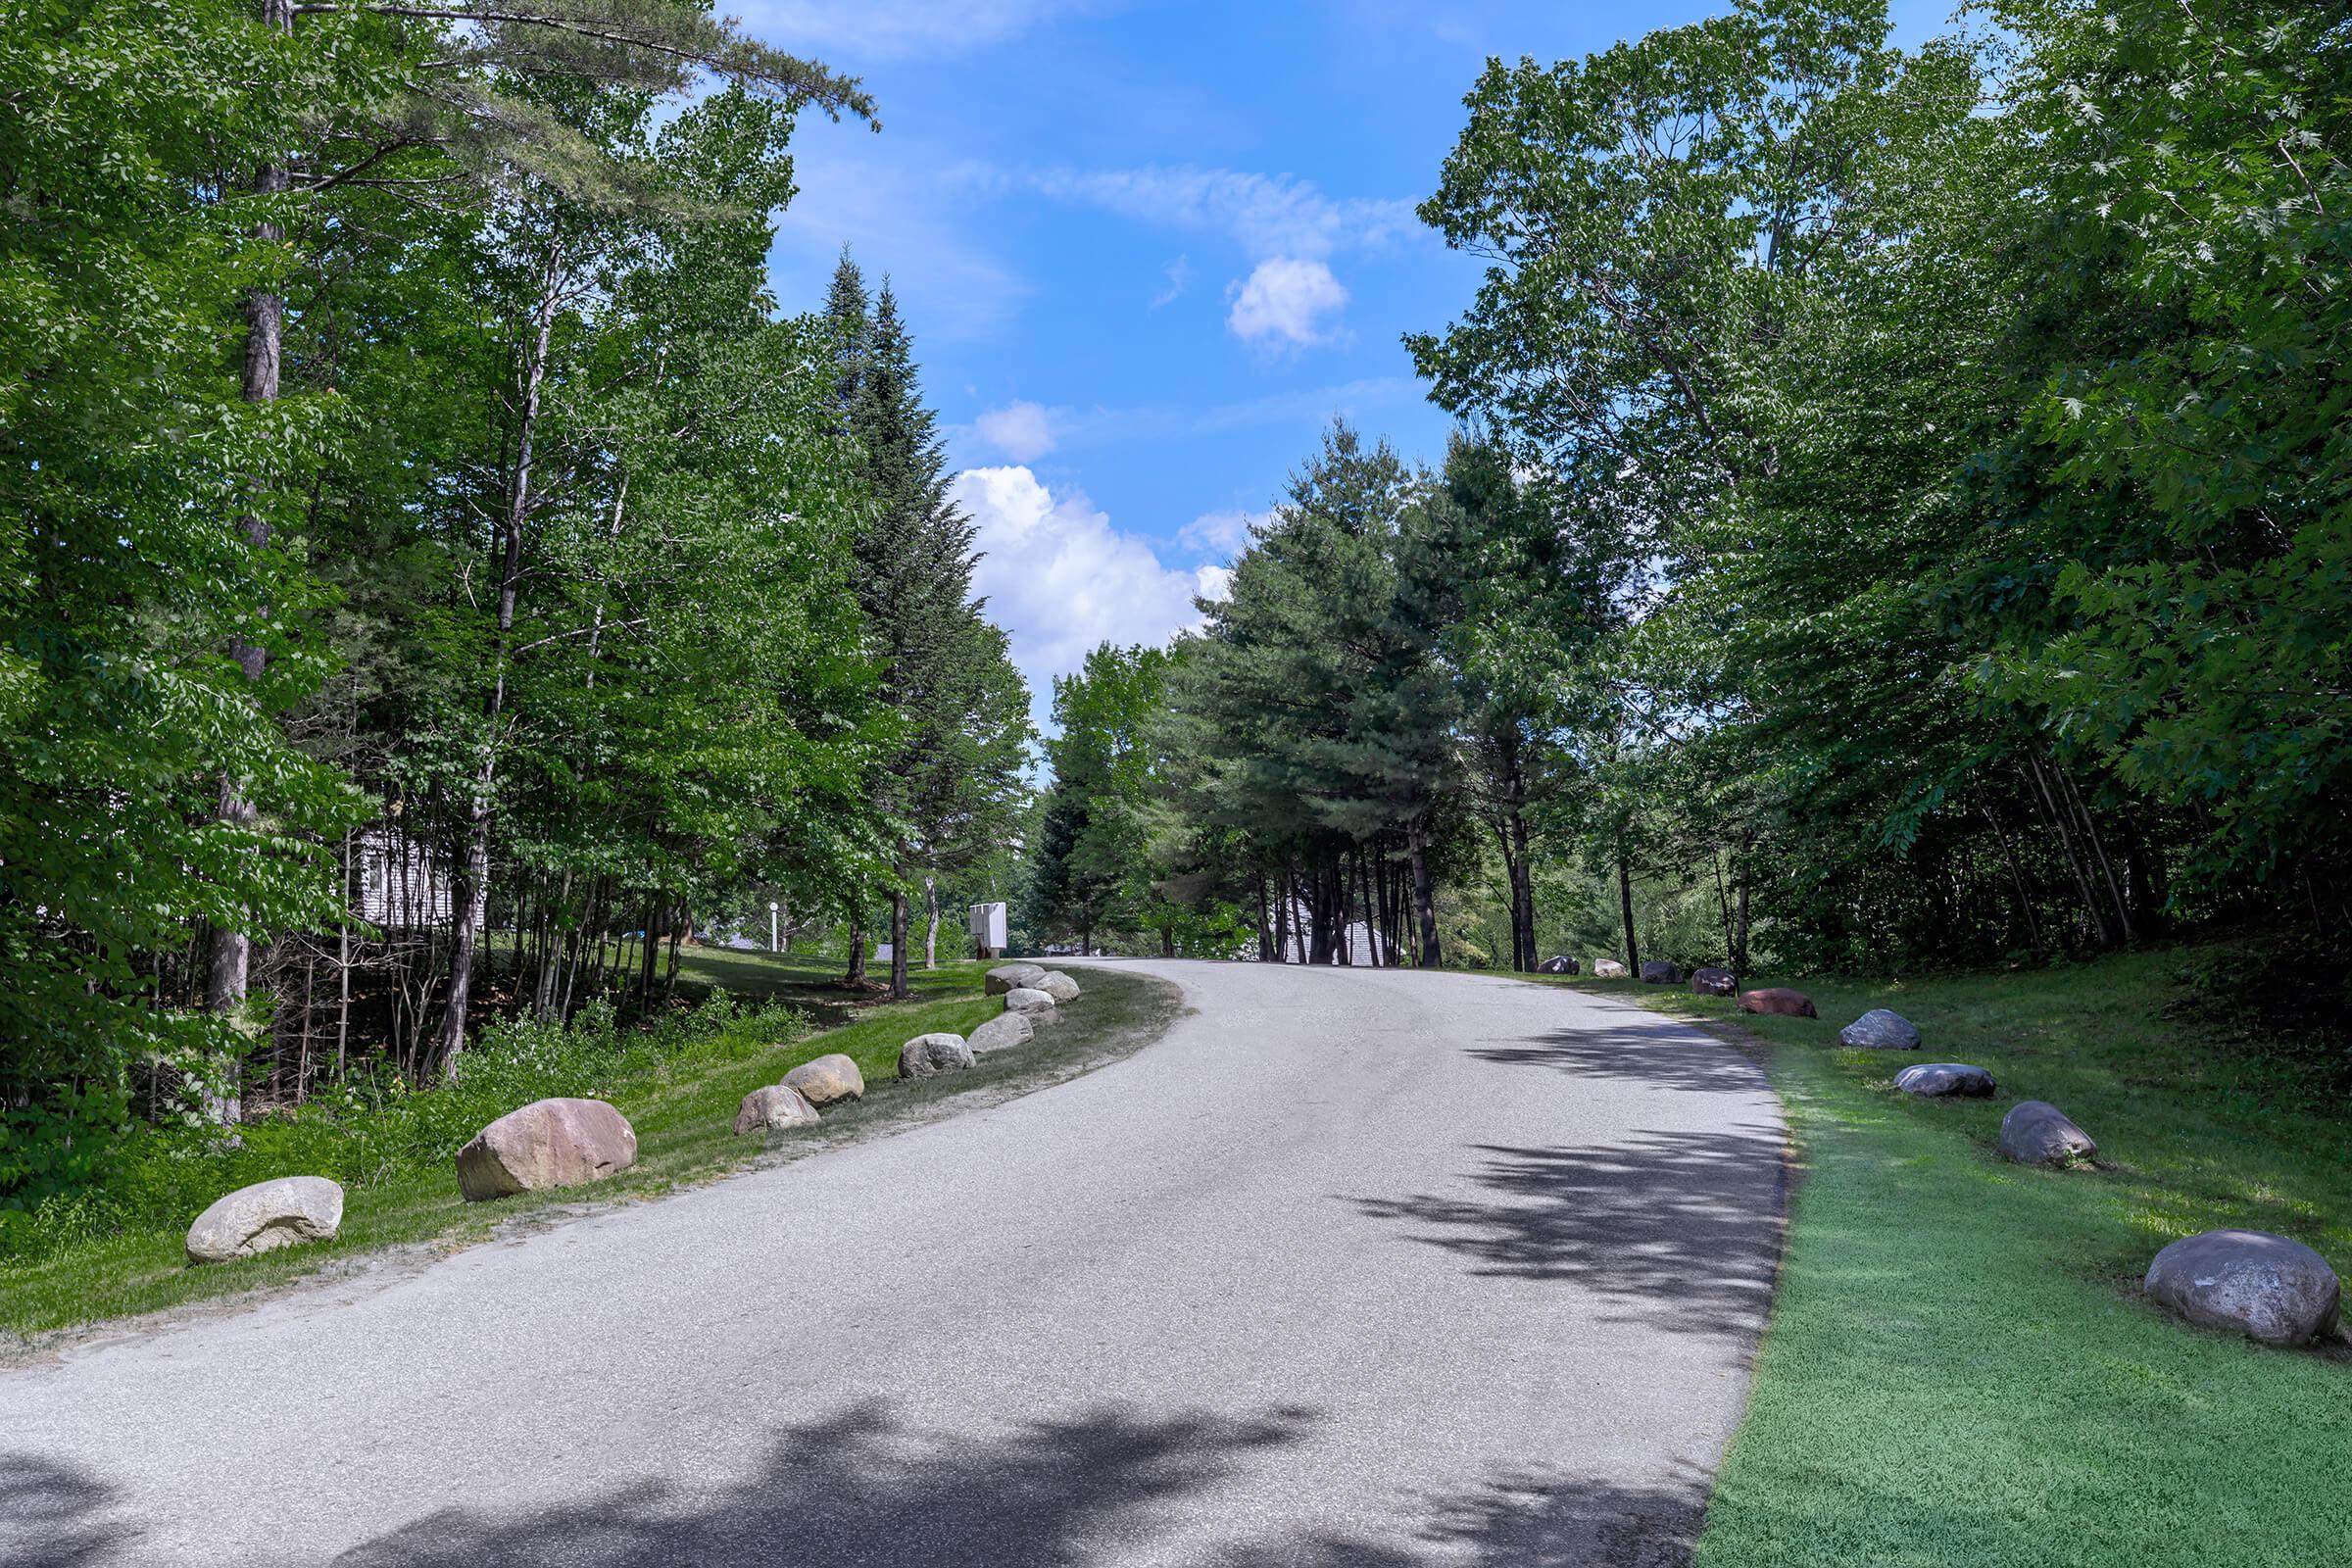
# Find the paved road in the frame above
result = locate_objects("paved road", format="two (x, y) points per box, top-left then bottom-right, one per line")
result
(4, 962), (1785, 1567)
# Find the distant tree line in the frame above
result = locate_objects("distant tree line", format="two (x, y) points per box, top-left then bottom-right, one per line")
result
(1025, 0), (2350, 984)
(2, 4), (1027, 1206)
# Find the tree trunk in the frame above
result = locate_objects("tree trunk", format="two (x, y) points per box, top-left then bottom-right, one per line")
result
(1274, 872), (1292, 963)
(2025, 756), (2111, 949)
(2056, 763), (2135, 944)
(200, 0), (299, 1124)
(434, 235), (563, 1079)
(846, 904), (866, 985)
(1734, 848), (1752, 975)
(1409, 824), (1440, 968)
(1255, 876), (1273, 962)
(1616, 841), (1642, 975)
(889, 879), (910, 1001)
(1507, 807), (1536, 973)
(636, 897), (660, 1006)
(923, 877), (940, 969)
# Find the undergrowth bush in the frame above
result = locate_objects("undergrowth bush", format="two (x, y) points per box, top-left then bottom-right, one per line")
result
(0, 991), (806, 1268)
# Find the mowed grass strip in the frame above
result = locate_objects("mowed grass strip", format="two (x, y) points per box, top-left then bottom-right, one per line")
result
(1536, 951), (2352, 1567)
(2, 960), (1179, 1348)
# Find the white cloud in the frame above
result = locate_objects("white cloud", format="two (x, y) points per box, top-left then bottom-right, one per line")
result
(1194, 564), (1234, 603)
(945, 379), (1422, 469)
(1177, 509), (1262, 558)
(769, 150), (1026, 342)
(1227, 258), (1349, 347)
(737, 1), (1104, 58)
(974, 401), (1056, 462)
(1151, 255), (1193, 309)
(1010, 166), (1417, 260)
(951, 466), (1212, 726)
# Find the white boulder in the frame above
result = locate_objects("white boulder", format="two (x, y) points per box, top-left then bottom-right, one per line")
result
(456, 1098), (637, 1202)
(967, 1012), (1035, 1055)
(185, 1176), (344, 1264)
(733, 1085), (820, 1136)
(900, 1032), (975, 1080)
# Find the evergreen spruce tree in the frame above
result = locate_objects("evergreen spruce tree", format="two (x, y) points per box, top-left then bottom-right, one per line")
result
(834, 265), (1028, 996)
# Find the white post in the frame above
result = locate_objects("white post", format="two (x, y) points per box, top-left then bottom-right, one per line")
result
(768, 901), (779, 954)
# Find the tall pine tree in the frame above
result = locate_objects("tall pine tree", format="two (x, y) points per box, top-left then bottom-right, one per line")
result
(826, 259), (1028, 996)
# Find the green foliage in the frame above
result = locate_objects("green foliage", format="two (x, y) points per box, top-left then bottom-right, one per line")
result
(0, 0), (1018, 1218)
(0, 0), (366, 1199)
(0, 989), (802, 1268)
(1408, 0), (2351, 968)
(822, 257), (1033, 989)
(1027, 643), (1188, 950)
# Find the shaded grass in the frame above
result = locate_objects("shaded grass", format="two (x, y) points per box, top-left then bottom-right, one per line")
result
(1535, 951), (2352, 1566)
(1, 960), (1179, 1351)
(668, 945), (985, 1014)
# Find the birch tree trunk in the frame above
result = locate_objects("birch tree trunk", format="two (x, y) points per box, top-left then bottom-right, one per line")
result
(436, 235), (564, 1079)
(200, 0), (299, 1124)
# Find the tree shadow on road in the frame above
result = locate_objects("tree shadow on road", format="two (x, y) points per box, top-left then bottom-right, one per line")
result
(1467, 1020), (1772, 1098)
(1208, 1461), (1713, 1568)
(1348, 1126), (1786, 1335)
(335, 1400), (1314, 1567)
(326, 1399), (1711, 1567)
(0, 1451), (133, 1567)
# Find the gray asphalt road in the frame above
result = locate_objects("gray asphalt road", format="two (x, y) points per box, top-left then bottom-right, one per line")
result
(3, 962), (1785, 1568)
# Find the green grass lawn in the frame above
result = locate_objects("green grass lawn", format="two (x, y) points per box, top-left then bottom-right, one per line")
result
(669, 943), (985, 1007)
(1537, 952), (2352, 1567)
(1, 958), (1179, 1350)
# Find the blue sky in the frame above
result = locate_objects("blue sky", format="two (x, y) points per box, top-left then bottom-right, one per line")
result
(740, 0), (1959, 723)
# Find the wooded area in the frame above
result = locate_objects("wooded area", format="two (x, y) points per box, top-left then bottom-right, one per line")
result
(4, 0), (2346, 1231)
(2, 3), (1028, 1211)
(1023, 0), (2350, 994)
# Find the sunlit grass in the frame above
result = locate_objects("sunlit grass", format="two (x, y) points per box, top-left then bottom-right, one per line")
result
(2, 958), (1177, 1347)
(1540, 951), (2352, 1566)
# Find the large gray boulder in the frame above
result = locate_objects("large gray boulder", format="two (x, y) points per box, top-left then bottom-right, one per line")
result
(783, 1053), (863, 1107)
(1032, 970), (1082, 1004)
(1003, 986), (1060, 1025)
(457, 1098), (637, 1202)
(185, 1176), (344, 1264)
(1592, 959), (1630, 979)
(1537, 956), (1579, 975)
(1690, 967), (1737, 997)
(899, 1032), (974, 1080)
(967, 1011), (1035, 1055)
(733, 1085), (820, 1137)
(1893, 1062), (1996, 1099)
(984, 962), (1048, 997)
(2144, 1230), (2342, 1348)
(1999, 1101), (2096, 1168)
(1839, 1008), (1923, 1051)
(1639, 960), (1683, 985)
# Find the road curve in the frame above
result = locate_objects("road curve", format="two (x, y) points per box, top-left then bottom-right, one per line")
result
(3, 962), (1785, 1567)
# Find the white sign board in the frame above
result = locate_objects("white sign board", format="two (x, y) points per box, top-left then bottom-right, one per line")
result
(969, 902), (1008, 948)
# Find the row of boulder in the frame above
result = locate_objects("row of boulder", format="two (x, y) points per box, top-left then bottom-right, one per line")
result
(899, 963), (1082, 1079)
(1648, 976), (2343, 1350)
(1540, 956), (1744, 999)
(183, 961), (1086, 1266)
